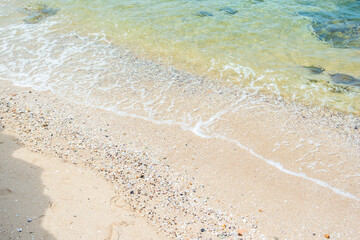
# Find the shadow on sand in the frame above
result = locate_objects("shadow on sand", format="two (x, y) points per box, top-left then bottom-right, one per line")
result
(0, 131), (55, 239)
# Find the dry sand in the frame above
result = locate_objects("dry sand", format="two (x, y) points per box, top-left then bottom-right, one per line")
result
(0, 132), (165, 240)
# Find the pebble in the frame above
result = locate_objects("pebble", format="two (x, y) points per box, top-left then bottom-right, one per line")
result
(237, 229), (247, 236)
(218, 233), (226, 239)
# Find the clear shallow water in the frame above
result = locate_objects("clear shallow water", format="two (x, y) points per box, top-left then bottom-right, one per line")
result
(19, 0), (360, 113)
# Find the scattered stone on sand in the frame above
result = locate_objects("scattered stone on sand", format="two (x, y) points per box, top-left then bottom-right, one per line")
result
(196, 11), (214, 17)
(304, 66), (325, 75)
(0, 90), (261, 239)
(325, 233), (330, 238)
(219, 7), (238, 15)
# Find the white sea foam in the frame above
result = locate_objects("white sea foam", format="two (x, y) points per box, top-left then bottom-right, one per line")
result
(104, 105), (359, 201)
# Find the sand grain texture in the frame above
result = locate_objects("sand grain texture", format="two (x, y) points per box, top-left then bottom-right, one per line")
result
(0, 81), (359, 239)
(0, 133), (164, 240)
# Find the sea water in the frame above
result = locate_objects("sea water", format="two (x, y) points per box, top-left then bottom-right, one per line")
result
(8, 0), (360, 112)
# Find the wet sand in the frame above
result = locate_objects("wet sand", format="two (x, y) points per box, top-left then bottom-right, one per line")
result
(0, 78), (359, 239)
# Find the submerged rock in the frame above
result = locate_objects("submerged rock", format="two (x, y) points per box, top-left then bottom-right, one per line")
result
(23, 12), (44, 24)
(40, 8), (58, 16)
(20, 3), (59, 24)
(304, 66), (325, 74)
(19, 3), (46, 15)
(298, 1), (360, 48)
(196, 11), (214, 17)
(330, 73), (360, 88)
(250, 0), (265, 4)
(219, 7), (238, 15)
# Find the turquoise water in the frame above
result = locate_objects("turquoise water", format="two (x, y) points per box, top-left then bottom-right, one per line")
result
(4, 0), (360, 112)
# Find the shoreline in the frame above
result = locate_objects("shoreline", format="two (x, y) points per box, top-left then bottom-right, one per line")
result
(1, 1), (360, 239)
(1, 77), (360, 239)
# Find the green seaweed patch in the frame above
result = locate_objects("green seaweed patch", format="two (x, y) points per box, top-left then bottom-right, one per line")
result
(328, 84), (351, 94)
(20, 3), (59, 24)
(308, 78), (319, 83)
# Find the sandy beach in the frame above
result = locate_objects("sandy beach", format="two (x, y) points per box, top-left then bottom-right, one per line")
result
(0, 75), (359, 240)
